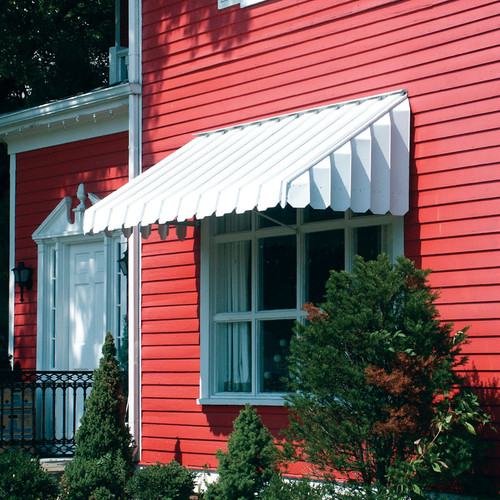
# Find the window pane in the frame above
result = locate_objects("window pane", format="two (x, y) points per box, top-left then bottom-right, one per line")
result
(260, 319), (294, 392)
(216, 322), (251, 393)
(356, 225), (381, 261)
(260, 235), (296, 310)
(304, 206), (344, 223)
(216, 211), (251, 234)
(216, 241), (251, 313)
(258, 205), (297, 228)
(307, 229), (344, 304)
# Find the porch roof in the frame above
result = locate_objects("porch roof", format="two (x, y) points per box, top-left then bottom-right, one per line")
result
(83, 89), (410, 237)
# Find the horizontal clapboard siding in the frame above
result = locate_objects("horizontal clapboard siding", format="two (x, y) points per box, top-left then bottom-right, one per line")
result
(14, 133), (128, 369)
(140, 0), (500, 479)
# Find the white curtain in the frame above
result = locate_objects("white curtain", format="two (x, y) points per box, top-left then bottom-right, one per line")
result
(220, 321), (251, 392)
(216, 214), (251, 392)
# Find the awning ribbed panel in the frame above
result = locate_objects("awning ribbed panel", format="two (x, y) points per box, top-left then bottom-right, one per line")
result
(83, 90), (410, 235)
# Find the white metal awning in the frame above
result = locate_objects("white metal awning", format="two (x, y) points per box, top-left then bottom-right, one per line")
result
(83, 90), (410, 237)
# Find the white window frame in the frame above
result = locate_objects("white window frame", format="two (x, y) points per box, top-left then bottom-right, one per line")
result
(218, 0), (267, 9)
(114, 240), (128, 366)
(199, 209), (404, 406)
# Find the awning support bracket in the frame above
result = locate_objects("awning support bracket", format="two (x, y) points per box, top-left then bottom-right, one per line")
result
(253, 210), (298, 234)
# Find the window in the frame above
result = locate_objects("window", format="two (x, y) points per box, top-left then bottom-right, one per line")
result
(49, 247), (57, 369)
(199, 207), (403, 405)
(115, 241), (128, 367)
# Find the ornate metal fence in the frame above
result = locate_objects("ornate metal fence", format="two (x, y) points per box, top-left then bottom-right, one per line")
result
(0, 370), (93, 457)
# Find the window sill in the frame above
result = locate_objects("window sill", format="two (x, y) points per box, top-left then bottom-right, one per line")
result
(240, 0), (267, 6)
(197, 395), (285, 406)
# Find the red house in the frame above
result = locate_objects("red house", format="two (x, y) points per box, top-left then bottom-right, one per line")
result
(1, 0), (499, 490)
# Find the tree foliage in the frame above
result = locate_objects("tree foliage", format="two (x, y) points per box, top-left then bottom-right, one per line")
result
(0, 1), (115, 364)
(205, 404), (278, 500)
(0, 0), (114, 113)
(284, 255), (491, 498)
(60, 332), (134, 499)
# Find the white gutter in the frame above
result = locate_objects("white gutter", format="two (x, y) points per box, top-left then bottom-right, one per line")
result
(127, 0), (142, 461)
(0, 83), (138, 135)
(0, 83), (139, 154)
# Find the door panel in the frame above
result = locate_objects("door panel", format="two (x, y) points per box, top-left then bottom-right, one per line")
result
(69, 242), (105, 371)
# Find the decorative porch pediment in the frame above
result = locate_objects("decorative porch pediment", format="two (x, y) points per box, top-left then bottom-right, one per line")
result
(33, 184), (100, 243)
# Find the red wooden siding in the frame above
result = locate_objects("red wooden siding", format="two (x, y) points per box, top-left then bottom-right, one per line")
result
(14, 133), (128, 369)
(140, 0), (500, 483)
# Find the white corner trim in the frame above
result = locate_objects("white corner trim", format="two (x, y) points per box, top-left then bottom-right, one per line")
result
(127, 0), (142, 462)
(8, 154), (16, 361)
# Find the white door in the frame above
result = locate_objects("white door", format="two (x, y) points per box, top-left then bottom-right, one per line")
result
(68, 241), (105, 371)
(51, 241), (106, 442)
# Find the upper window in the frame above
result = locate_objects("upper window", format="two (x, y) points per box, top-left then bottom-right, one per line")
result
(199, 207), (403, 405)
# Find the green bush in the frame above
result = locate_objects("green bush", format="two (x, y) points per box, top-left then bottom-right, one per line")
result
(284, 255), (491, 498)
(205, 404), (278, 500)
(60, 332), (134, 499)
(260, 474), (335, 500)
(126, 460), (195, 500)
(0, 449), (58, 500)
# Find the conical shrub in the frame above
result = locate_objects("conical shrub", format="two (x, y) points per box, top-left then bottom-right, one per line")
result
(60, 332), (134, 499)
(205, 404), (278, 499)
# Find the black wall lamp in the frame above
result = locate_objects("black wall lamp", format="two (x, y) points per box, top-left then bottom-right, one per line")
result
(117, 250), (128, 277)
(12, 261), (33, 303)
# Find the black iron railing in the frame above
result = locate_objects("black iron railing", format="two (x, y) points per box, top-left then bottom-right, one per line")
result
(0, 370), (93, 457)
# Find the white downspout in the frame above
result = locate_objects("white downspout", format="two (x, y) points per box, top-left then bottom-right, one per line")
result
(128, 0), (142, 460)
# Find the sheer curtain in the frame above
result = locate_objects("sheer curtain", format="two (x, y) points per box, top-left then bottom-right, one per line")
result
(216, 216), (251, 392)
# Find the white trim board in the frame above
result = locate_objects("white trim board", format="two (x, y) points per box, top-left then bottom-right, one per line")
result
(8, 154), (16, 361)
(0, 83), (139, 154)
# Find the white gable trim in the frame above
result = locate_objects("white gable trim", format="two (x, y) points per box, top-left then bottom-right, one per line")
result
(33, 185), (101, 243)
(32, 197), (78, 242)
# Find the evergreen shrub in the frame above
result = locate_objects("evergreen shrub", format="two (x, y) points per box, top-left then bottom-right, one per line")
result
(60, 332), (134, 499)
(284, 255), (491, 499)
(126, 460), (195, 500)
(0, 449), (58, 500)
(260, 474), (335, 500)
(204, 404), (278, 500)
